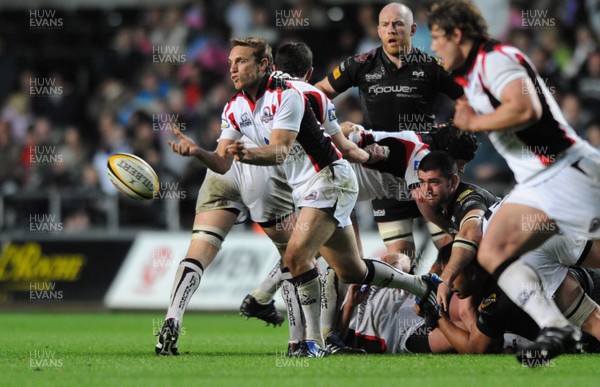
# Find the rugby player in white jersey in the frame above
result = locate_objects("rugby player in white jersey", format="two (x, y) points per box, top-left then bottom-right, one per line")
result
(169, 37), (442, 357)
(428, 0), (600, 364)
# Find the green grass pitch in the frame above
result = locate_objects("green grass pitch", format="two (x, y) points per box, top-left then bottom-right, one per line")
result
(2, 312), (600, 387)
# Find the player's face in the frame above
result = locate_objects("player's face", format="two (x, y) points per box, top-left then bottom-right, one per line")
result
(430, 25), (464, 71)
(451, 270), (474, 299)
(228, 46), (265, 91)
(378, 7), (414, 57)
(418, 169), (454, 208)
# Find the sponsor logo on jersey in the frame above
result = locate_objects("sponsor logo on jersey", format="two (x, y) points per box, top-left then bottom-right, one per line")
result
(328, 108), (337, 122)
(220, 119), (229, 129)
(413, 160), (420, 170)
(456, 189), (473, 203)
(333, 66), (341, 80)
(373, 209), (386, 217)
(304, 191), (318, 201)
(412, 70), (424, 79)
(479, 293), (497, 309)
(239, 113), (252, 127)
(368, 85), (417, 95)
(261, 106), (274, 123)
(365, 72), (383, 81)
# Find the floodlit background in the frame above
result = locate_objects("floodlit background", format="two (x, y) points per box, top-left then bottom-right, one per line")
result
(0, 0), (599, 308)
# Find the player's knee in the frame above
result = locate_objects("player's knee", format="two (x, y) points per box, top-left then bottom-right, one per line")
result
(191, 225), (227, 250)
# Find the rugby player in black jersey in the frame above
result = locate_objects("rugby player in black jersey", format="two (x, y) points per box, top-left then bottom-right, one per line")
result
(416, 151), (600, 361)
(435, 240), (600, 357)
(416, 151), (497, 315)
(316, 3), (464, 263)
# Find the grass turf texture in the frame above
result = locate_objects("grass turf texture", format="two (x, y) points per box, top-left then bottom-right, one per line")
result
(2, 312), (600, 387)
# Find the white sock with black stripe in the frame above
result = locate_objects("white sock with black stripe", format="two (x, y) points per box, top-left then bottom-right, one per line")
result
(166, 258), (203, 323)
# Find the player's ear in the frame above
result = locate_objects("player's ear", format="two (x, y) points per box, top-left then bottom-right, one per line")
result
(410, 23), (417, 36)
(451, 28), (463, 44)
(451, 173), (459, 188)
(259, 57), (270, 72)
(304, 67), (314, 82)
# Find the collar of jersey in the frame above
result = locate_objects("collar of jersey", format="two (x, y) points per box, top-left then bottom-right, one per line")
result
(242, 73), (271, 107)
(453, 38), (487, 77)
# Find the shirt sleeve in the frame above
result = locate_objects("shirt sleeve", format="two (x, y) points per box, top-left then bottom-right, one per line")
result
(219, 103), (243, 141)
(482, 49), (529, 102)
(271, 88), (304, 132)
(456, 194), (489, 224)
(322, 97), (341, 136)
(476, 294), (504, 339)
(327, 56), (359, 93)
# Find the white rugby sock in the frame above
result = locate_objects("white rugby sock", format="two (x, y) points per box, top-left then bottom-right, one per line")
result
(497, 260), (569, 328)
(362, 258), (428, 298)
(166, 258), (203, 323)
(293, 268), (323, 345)
(251, 260), (283, 304)
(321, 267), (347, 339)
(281, 273), (305, 343)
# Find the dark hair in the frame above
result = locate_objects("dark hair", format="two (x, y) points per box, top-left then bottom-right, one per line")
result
(275, 42), (313, 77)
(428, 0), (489, 41)
(231, 37), (273, 71)
(418, 151), (458, 179)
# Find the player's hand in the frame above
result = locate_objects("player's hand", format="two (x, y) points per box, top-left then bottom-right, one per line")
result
(364, 143), (389, 163)
(168, 128), (199, 156)
(436, 281), (452, 315)
(453, 97), (477, 131)
(227, 140), (247, 161)
(347, 284), (369, 307)
(340, 121), (364, 137)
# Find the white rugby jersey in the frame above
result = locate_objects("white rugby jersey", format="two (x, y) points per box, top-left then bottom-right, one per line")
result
(348, 128), (429, 200)
(220, 72), (341, 188)
(454, 40), (587, 185)
(350, 287), (420, 354)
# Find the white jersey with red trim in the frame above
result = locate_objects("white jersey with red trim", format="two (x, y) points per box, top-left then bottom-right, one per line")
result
(220, 72), (342, 188)
(454, 40), (589, 185)
(276, 72), (342, 137)
(350, 287), (421, 354)
(347, 128), (430, 201)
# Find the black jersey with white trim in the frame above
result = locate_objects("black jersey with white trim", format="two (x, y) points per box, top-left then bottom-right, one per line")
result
(327, 46), (463, 132)
(437, 182), (500, 236)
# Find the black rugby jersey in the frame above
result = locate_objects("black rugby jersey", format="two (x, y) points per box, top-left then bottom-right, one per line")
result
(476, 283), (539, 341)
(327, 47), (463, 132)
(437, 181), (500, 235)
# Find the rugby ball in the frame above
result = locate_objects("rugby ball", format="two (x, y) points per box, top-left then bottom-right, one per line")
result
(107, 153), (159, 200)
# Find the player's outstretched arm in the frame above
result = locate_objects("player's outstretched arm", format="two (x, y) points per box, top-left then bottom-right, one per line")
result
(315, 77), (339, 100)
(168, 128), (234, 174)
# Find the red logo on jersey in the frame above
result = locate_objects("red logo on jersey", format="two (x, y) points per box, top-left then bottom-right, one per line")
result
(304, 191), (318, 201)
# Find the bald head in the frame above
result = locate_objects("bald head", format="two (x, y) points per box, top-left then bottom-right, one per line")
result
(379, 3), (413, 26)
(377, 2), (416, 59)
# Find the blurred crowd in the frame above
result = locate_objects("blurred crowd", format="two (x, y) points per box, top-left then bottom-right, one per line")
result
(0, 0), (599, 231)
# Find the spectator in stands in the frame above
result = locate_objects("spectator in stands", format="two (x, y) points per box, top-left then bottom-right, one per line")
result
(584, 122), (600, 148)
(575, 50), (600, 117)
(0, 121), (22, 192)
